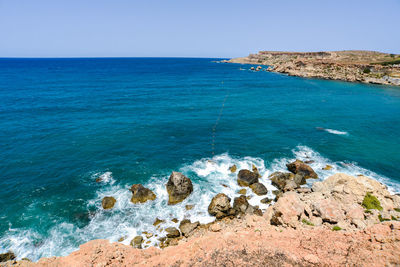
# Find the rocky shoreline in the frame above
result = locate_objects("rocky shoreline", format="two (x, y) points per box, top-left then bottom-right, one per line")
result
(2, 160), (400, 266)
(223, 50), (400, 86)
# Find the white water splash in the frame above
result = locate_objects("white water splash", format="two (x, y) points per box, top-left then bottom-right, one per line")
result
(1, 146), (399, 261)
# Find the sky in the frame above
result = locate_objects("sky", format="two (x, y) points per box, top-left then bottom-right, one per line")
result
(0, 0), (399, 58)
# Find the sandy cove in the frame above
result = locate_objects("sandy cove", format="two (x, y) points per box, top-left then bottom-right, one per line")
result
(2, 160), (400, 266)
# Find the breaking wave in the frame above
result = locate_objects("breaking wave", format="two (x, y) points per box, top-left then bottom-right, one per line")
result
(1, 146), (399, 261)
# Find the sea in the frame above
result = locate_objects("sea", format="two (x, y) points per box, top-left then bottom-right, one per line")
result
(0, 58), (400, 261)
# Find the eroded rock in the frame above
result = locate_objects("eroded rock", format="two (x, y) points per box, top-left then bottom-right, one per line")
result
(130, 184), (156, 204)
(166, 172), (193, 205)
(165, 227), (180, 238)
(208, 193), (232, 219)
(130, 236), (143, 249)
(286, 160), (318, 179)
(179, 219), (200, 237)
(249, 182), (268, 195)
(101, 196), (116, 210)
(237, 169), (259, 187)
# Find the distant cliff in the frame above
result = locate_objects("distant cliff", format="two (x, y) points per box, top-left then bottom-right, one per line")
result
(224, 50), (400, 86)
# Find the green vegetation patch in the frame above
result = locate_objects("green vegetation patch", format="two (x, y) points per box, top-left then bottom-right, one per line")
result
(332, 226), (342, 231)
(391, 216), (398, 221)
(378, 214), (390, 222)
(301, 219), (314, 226)
(363, 68), (371, 74)
(372, 58), (400, 66)
(394, 208), (400, 212)
(362, 193), (383, 211)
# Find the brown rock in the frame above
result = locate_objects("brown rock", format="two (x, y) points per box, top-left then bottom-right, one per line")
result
(0, 251), (16, 262)
(208, 193), (232, 219)
(130, 184), (156, 204)
(171, 218), (179, 223)
(185, 204), (194, 210)
(323, 165), (333, 170)
(249, 182), (268, 195)
(238, 189), (247, 195)
(260, 197), (273, 204)
(233, 195), (249, 214)
(166, 172), (193, 205)
(101, 196), (116, 210)
(229, 165), (237, 173)
(153, 218), (165, 226)
(237, 169), (259, 187)
(130, 236), (143, 249)
(165, 227), (180, 238)
(179, 219), (200, 237)
(286, 159), (318, 179)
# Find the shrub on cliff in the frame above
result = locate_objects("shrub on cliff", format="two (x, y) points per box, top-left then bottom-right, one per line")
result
(362, 192), (382, 211)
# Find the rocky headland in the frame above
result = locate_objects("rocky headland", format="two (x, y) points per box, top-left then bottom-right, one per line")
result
(2, 160), (400, 266)
(224, 50), (400, 86)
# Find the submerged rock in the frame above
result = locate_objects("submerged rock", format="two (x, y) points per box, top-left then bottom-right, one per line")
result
(179, 219), (200, 237)
(101, 196), (116, 210)
(286, 160), (318, 179)
(0, 251), (16, 262)
(238, 188), (247, 195)
(208, 193), (232, 219)
(185, 204), (194, 210)
(249, 182), (268, 195)
(130, 184), (156, 204)
(166, 172), (193, 205)
(323, 165), (333, 170)
(237, 169), (259, 187)
(130, 236), (143, 249)
(260, 197), (273, 204)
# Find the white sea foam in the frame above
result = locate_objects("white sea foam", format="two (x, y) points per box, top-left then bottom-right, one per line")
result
(1, 146), (399, 261)
(316, 127), (349, 135)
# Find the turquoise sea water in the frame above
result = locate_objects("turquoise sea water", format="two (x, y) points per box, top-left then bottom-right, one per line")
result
(0, 58), (400, 260)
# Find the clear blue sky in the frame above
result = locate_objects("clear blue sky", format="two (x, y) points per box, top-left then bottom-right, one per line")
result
(1, 0), (399, 57)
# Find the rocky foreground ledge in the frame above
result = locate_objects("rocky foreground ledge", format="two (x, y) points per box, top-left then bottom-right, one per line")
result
(223, 50), (400, 86)
(2, 168), (400, 266)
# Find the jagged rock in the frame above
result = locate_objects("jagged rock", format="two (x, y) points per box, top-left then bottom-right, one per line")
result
(166, 172), (193, 205)
(153, 218), (165, 226)
(165, 227), (180, 238)
(249, 182), (268, 195)
(130, 184), (156, 204)
(269, 172), (303, 191)
(229, 165), (237, 173)
(208, 193), (232, 219)
(130, 236), (143, 249)
(0, 251), (16, 262)
(312, 197), (345, 223)
(233, 195), (249, 214)
(286, 160), (318, 179)
(101, 196), (116, 210)
(171, 218), (179, 223)
(179, 219), (200, 237)
(260, 197), (273, 204)
(237, 169), (259, 187)
(252, 164), (261, 178)
(269, 191), (305, 227)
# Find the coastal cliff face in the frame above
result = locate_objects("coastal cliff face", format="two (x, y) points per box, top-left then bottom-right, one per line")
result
(3, 169), (400, 266)
(225, 50), (400, 86)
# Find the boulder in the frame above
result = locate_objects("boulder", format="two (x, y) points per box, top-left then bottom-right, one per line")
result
(233, 195), (249, 214)
(323, 165), (333, 170)
(165, 227), (180, 238)
(185, 204), (194, 210)
(252, 164), (261, 178)
(311, 197), (345, 223)
(270, 191), (305, 227)
(179, 219), (200, 237)
(249, 182), (268, 195)
(130, 184), (156, 204)
(260, 197), (273, 204)
(0, 251), (16, 262)
(130, 236), (143, 249)
(237, 169), (259, 187)
(166, 172), (193, 205)
(269, 172), (303, 191)
(208, 193), (232, 219)
(101, 196), (116, 210)
(238, 189), (247, 195)
(286, 160), (318, 179)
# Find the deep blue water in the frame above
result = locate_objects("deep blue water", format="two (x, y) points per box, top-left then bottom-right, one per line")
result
(1, 58), (400, 260)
